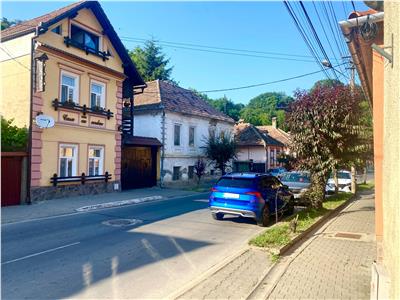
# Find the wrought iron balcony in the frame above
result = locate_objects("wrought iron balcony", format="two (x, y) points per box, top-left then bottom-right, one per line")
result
(52, 98), (114, 119)
(64, 36), (110, 61)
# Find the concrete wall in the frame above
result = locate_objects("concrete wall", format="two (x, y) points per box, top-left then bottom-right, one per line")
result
(0, 33), (33, 127)
(236, 146), (266, 163)
(382, 3), (400, 298)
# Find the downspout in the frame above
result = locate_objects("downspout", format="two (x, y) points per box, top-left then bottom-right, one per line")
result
(339, 12), (384, 106)
(26, 27), (40, 204)
(160, 105), (166, 187)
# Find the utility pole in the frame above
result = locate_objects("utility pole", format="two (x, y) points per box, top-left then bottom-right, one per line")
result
(348, 60), (357, 194)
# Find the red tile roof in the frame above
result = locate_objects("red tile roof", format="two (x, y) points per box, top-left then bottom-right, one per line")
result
(1, 1), (85, 41)
(257, 125), (291, 146)
(235, 123), (284, 147)
(134, 80), (235, 123)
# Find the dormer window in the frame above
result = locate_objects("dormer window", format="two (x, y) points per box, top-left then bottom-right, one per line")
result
(70, 24), (99, 52)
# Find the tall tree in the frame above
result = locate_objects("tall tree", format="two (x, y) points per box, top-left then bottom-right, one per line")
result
(1, 116), (28, 151)
(204, 131), (237, 175)
(287, 85), (371, 209)
(240, 92), (293, 129)
(310, 79), (344, 91)
(129, 39), (173, 82)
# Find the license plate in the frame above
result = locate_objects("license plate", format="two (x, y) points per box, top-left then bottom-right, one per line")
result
(294, 194), (301, 199)
(223, 192), (239, 199)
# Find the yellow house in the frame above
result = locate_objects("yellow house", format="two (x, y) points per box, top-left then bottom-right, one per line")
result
(0, 1), (145, 201)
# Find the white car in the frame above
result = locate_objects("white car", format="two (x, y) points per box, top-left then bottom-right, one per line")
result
(326, 170), (353, 193)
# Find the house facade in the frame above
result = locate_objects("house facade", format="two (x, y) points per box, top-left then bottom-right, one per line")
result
(0, 1), (144, 201)
(234, 120), (286, 172)
(133, 80), (235, 184)
(339, 4), (399, 298)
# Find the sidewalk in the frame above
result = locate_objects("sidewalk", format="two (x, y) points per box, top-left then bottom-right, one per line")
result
(252, 190), (376, 299)
(175, 190), (376, 300)
(1, 187), (208, 224)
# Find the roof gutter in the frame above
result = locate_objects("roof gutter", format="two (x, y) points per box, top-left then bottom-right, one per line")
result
(338, 12), (384, 105)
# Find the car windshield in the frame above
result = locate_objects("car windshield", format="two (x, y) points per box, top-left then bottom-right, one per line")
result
(338, 172), (351, 179)
(280, 173), (310, 183)
(217, 177), (255, 188)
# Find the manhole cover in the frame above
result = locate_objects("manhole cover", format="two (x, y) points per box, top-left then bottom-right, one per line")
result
(334, 232), (362, 239)
(102, 219), (143, 227)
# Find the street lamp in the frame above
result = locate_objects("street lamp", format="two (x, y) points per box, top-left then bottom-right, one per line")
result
(321, 60), (349, 80)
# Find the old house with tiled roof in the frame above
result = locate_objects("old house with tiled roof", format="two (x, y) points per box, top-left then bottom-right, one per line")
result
(0, 1), (145, 203)
(133, 80), (235, 184)
(234, 119), (289, 172)
(257, 117), (292, 153)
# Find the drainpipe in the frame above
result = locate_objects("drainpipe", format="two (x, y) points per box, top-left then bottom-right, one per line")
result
(338, 12), (384, 106)
(160, 105), (166, 187)
(26, 27), (41, 204)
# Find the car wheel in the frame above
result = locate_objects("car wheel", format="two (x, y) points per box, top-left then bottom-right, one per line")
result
(257, 205), (270, 227)
(285, 197), (295, 215)
(212, 212), (224, 220)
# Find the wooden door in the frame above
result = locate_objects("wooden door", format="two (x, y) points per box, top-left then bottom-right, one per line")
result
(1, 156), (23, 206)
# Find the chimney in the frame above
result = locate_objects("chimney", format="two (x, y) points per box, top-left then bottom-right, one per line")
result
(272, 117), (277, 128)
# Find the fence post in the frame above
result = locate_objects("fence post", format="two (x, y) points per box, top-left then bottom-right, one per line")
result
(52, 173), (58, 187)
(81, 172), (86, 185)
(105, 171), (109, 183)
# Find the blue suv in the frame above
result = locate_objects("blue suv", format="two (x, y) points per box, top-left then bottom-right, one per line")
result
(209, 173), (294, 226)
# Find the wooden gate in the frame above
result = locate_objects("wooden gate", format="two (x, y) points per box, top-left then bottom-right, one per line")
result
(121, 146), (157, 189)
(1, 152), (27, 206)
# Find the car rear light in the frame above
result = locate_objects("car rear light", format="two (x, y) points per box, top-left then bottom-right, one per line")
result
(211, 187), (218, 192)
(245, 191), (262, 198)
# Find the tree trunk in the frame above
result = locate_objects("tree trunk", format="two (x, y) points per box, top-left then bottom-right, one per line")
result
(333, 168), (339, 195)
(362, 166), (367, 184)
(309, 172), (326, 209)
(351, 165), (357, 194)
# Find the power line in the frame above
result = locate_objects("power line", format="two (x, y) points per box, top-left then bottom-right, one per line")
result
(121, 37), (319, 63)
(283, 1), (331, 79)
(299, 1), (339, 80)
(0, 47), (31, 71)
(140, 63), (346, 95)
(120, 36), (335, 60)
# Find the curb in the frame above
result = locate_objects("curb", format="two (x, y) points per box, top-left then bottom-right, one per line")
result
(247, 193), (357, 299)
(168, 247), (250, 300)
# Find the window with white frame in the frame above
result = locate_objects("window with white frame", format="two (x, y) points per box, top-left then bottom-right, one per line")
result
(90, 81), (105, 109)
(60, 71), (79, 103)
(59, 144), (78, 177)
(88, 146), (104, 176)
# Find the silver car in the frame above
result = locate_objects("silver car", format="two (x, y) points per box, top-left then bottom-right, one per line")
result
(280, 171), (311, 201)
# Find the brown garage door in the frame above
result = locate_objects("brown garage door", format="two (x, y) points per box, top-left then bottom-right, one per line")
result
(121, 146), (157, 189)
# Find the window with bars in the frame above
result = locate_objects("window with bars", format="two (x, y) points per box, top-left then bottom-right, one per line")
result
(88, 146), (104, 176)
(59, 144), (77, 177)
(173, 166), (181, 181)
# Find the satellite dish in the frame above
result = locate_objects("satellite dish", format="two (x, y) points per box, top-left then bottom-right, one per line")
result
(35, 114), (55, 129)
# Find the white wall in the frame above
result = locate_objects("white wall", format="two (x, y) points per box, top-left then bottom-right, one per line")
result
(133, 113), (163, 141)
(236, 146), (266, 163)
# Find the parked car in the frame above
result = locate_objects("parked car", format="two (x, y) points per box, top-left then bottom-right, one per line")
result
(326, 170), (353, 193)
(280, 171), (311, 202)
(266, 167), (287, 178)
(209, 173), (294, 227)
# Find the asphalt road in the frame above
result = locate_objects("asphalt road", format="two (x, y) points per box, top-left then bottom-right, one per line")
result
(2, 194), (265, 299)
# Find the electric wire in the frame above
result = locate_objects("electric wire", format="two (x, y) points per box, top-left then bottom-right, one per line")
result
(283, 1), (331, 80)
(0, 47), (31, 70)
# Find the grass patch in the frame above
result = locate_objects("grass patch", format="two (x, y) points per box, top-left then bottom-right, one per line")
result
(357, 182), (375, 191)
(249, 192), (353, 249)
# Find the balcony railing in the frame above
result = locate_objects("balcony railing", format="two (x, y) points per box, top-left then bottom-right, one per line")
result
(50, 172), (111, 187)
(64, 37), (110, 61)
(52, 99), (114, 119)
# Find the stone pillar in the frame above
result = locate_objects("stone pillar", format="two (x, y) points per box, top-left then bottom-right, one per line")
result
(31, 91), (43, 188)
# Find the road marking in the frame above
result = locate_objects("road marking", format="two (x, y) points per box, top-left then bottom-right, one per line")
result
(2, 242), (81, 265)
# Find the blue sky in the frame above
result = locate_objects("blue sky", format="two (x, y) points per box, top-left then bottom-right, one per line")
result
(2, 1), (367, 105)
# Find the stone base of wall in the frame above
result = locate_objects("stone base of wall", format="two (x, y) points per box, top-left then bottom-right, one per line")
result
(30, 181), (121, 202)
(162, 176), (218, 189)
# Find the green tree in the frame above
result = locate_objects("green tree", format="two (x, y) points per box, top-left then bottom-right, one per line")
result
(310, 79), (344, 91)
(240, 92), (293, 129)
(129, 39), (173, 82)
(1, 116), (28, 151)
(1, 18), (22, 30)
(287, 85), (370, 209)
(204, 131), (237, 175)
